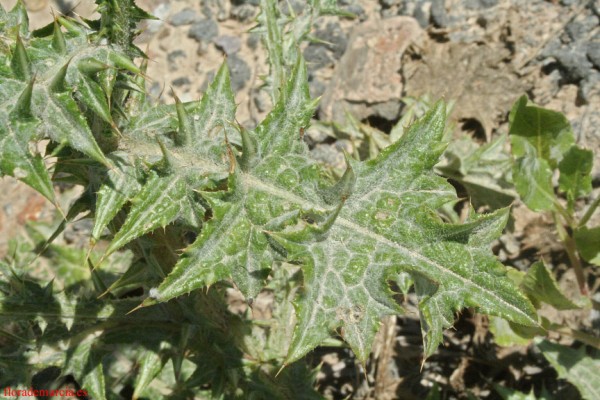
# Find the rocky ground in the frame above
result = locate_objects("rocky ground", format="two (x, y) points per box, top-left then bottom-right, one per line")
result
(1, 0), (599, 399)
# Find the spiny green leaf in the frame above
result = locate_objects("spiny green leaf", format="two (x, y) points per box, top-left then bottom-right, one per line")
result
(0, 114), (55, 203)
(65, 341), (107, 400)
(2, 0), (29, 39)
(133, 348), (167, 400)
(283, 103), (535, 362)
(11, 74), (34, 118)
(96, 0), (156, 56)
(188, 61), (238, 151)
(140, 61), (536, 363)
(257, 0), (284, 101)
(92, 154), (142, 242)
(52, 18), (67, 54)
(10, 34), (30, 81)
(76, 67), (114, 125)
(42, 92), (109, 165)
(104, 172), (187, 256)
(144, 56), (319, 303)
(146, 176), (273, 301)
(535, 338), (600, 400)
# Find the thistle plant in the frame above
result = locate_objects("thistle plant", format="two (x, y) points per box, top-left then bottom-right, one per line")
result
(0, 0), (540, 397)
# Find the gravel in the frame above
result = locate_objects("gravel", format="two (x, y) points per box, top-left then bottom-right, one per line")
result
(587, 41), (600, 69)
(167, 50), (186, 70)
(342, 4), (367, 20)
(304, 45), (334, 70)
(315, 22), (348, 60)
(430, 0), (448, 27)
(169, 8), (197, 26)
(227, 55), (252, 91)
(172, 77), (191, 87)
(309, 77), (327, 98)
(553, 48), (594, 82)
(565, 15), (599, 42)
(580, 71), (600, 103)
(480, 0), (499, 7)
(230, 4), (257, 22)
(213, 35), (242, 55)
(188, 18), (219, 42)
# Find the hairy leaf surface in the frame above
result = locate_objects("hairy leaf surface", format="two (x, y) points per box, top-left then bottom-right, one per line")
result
(0, 0), (537, 370)
(136, 66), (537, 362)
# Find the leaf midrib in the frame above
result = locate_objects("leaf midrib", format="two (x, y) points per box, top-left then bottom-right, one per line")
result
(243, 173), (534, 325)
(116, 143), (534, 325)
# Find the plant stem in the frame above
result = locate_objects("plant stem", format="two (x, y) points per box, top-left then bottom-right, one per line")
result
(579, 193), (600, 227)
(555, 216), (588, 295)
(553, 199), (575, 227)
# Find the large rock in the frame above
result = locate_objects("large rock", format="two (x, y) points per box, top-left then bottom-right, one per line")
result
(319, 16), (424, 125)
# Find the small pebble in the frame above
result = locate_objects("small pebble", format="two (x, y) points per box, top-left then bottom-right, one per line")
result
(553, 48), (593, 82)
(169, 8), (197, 26)
(343, 4), (366, 20)
(580, 72), (600, 103)
(309, 78), (326, 98)
(247, 32), (261, 50)
(413, 5), (430, 28)
(213, 35), (242, 55)
(315, 22), (347, 60)
(172, 77), (191, 87)
(188, 18), (219, 42)
(431, 0), (448, 28)
(231, 4), (257, 22)
(227, 55), (252, 91)
(167, 50), (186, 69)
(480, 0), (499, 7)
(253, 90), (270, 113)
(587, 41), (600, 69)
(304, 45), (333, 70)
(196, 41), (211, 56)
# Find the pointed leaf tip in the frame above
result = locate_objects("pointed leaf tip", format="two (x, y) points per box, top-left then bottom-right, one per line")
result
(321, 154), (355, 204)
(11, 76), (35, 118)
(52, 18), (67, 54)
(78, 58), (110, 75)
(11, 33), (31, 81)
(174, 92), (192, 145)
(50, 60), (70, 92)
(239, 124), (257, 171)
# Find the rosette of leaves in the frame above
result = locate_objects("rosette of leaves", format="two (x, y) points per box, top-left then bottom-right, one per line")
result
(1, 0), (537, 394)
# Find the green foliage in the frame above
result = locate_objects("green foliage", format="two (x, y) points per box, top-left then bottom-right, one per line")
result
(509, 95), (592, 213)
(508, 95), (599, 293)
(494, 385), (553, 400)
(574, 226), (600, 266)
(437, 133), (515, 209)
(535, 338), (600, 400)
(2, 0), (595, 398)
